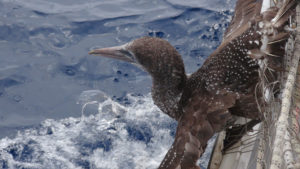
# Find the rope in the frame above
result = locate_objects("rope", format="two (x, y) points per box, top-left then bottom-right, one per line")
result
(270, 4), (300, 169)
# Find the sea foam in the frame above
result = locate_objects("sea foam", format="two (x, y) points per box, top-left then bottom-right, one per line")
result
(0, 90), (214, 169)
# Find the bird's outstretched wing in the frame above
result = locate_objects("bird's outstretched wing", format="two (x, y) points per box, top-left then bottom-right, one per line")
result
(192, 0), (266, 119)
(222, 0), (262, 45)
(158, 91), (237, 169)
(219, 0), (296, 56)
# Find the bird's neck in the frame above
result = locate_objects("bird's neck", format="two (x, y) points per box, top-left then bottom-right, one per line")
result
(151, 70), (187, 120)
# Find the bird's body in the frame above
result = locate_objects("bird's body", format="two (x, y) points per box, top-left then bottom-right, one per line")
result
(89, 0), (297, 168)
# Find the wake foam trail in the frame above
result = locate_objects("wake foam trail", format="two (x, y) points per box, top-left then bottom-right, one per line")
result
(0, 90), (214, 169)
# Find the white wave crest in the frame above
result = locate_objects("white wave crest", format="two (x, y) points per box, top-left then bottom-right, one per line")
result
(0, 90), (214, 169)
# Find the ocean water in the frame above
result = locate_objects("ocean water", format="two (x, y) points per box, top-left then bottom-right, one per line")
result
(0, 0), (235, 168)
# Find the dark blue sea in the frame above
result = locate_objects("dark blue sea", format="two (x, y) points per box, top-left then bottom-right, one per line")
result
(0, 0), (235, 168)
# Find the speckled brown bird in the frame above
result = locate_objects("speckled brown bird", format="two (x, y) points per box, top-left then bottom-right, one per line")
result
(89, 0), (297, 168)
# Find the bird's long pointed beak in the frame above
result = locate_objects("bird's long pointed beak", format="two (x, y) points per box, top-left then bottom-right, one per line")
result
(88, 44), (134, 63)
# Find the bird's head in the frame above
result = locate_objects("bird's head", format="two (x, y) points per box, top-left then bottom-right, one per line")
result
(89, 37), (185, 80)
(89, 37), (187, 119)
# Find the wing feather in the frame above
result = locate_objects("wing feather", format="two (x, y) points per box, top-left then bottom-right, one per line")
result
(223, 0), (262, 43)
(158, 91), (237, 169)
